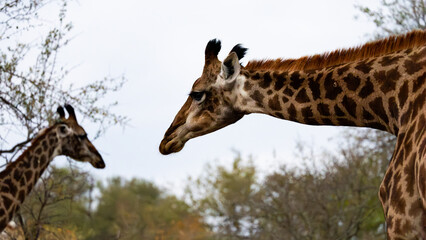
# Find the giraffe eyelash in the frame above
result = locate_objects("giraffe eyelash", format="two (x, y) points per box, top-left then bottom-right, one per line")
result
(189, 91), (206, 102)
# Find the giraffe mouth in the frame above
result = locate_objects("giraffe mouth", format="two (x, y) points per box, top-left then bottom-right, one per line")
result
(159, 137), (185, 155)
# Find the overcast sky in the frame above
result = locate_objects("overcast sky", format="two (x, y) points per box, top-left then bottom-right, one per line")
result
(39, 0), (381, 194)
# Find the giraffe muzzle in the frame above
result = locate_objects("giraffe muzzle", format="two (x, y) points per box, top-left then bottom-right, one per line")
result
(159, 137), (184, 155)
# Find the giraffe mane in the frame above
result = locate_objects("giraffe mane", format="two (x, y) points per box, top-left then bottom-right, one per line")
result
(245, 29), (426, 72)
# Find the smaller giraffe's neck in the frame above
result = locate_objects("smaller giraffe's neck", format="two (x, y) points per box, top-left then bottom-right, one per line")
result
(0, 126), (60, 229)
(232, 53), (417, 135)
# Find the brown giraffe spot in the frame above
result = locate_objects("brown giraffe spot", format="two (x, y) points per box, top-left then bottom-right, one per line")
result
(413, 72), (425, 91)
(342, 96), (357, 118)
(362, 109), (375, 120)
(358, 78), (375, 98)
(301, 106), (313, 119)
(387, 215), (394, 229)
(393, 218), (402, 234)
(260, 72), (273, 89)
(295, 89), (310, 103)
(35, 147), (42, 155)
(39, 154), (47, 166)
(18, 190), (25, 203)
(394, 149), (404, 168)
(337, 64), (350, 75)
(250, 90), (264, 107)
(343, 73), (361, 91)
(308, 77), (321, 100)
(410, 47), (426, 62)
(13, 169), (21, 182)
(416, 115), (425, 143)
(419, 162), (425, 200)
(283, 87), (293, 96)
(288, 104), (297, 121)
(268, 95), (282, 111)
(404, 59), (422, 75)
(334, 105), (345, 117)
(252, 72), (261, 80)
(0, 220), (6, 230)
(398, 81), (409, 108)
(412, 90), (425, 120)
(403, 153), (416, 197)
(19, 176), (25, 187)
(33, 156), (39, 168)
(1, 184), (9, 193)
(290, 71), (302, 90)
(369, 122), (387, 131)
(384, 167), (394, 190)
(388, 97), (399, 120)
(244, 81), (253, 91)
(369, 97), (389, 123)
(274, 112), (284, 119)
(282, 96), (289, 103)
(267, 90), (273, 95)
(379, 55), (402, 67)
(390, 173), (406, 214)
(42, 140), (48, 151)
(2, 196), (12, 210)
(355, 60), (373, 74)
(408, 199), (422, 217)
(273, 72), (286, 91)
(318, 103), (331, 116)
(324, 72), (342, 100)
(400, 107), (410, 126)
(401, 224), (413, 238)
(375, 68), (401, 94)
(321, 118), (333, 125)
(338, 118), (356, 126)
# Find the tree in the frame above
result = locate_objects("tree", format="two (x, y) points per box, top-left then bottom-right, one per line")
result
(0, 1), (127, 238)
(88, 177), (210, 240)
(0, 165), (95, 240)
(185, 155), (258, 240)
(356, 0), (425, 38)
(0, 0), (127, 163)
(186, 132), (393, 240)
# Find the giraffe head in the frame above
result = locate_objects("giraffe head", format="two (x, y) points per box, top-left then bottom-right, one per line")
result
(54, 105), (105, 168)
(160, 39), (248, 155)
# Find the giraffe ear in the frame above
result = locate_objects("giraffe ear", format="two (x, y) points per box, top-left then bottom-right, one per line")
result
(229, 44), (247, 60)
(57, 106), (66, 120)
(221, 52), (240, 81)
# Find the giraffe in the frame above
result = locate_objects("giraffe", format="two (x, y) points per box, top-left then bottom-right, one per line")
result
(160, 30), (426, 239)
(0, 104), (105, 232)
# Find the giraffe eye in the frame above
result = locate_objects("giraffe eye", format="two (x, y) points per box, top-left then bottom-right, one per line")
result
(189, 91), (206, 102)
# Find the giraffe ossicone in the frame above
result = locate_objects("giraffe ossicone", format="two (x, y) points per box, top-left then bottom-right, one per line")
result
(0, 105), (104, 232)
(160, 30), (425, 239)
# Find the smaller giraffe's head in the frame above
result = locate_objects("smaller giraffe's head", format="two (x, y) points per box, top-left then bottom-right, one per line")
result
(160, 39), (247, 155)
(55, 105), (105, 168)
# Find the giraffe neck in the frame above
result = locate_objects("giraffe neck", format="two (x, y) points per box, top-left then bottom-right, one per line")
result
(0, 126), (60, 230)
(233, 47), (425, 135)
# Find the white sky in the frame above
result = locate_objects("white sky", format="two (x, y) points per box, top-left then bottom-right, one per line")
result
(27, 0), (381, 194)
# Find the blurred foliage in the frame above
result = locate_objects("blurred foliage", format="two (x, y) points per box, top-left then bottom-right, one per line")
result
(0, 0), (127, 165)
(86, 177), (210, 240)
(0, 0), (127, 239)
(355, 0), (425, 38)
(185, 129), (394, 240)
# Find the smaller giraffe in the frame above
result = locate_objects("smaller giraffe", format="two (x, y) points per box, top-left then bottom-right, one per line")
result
(0, 105), (105, 231)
